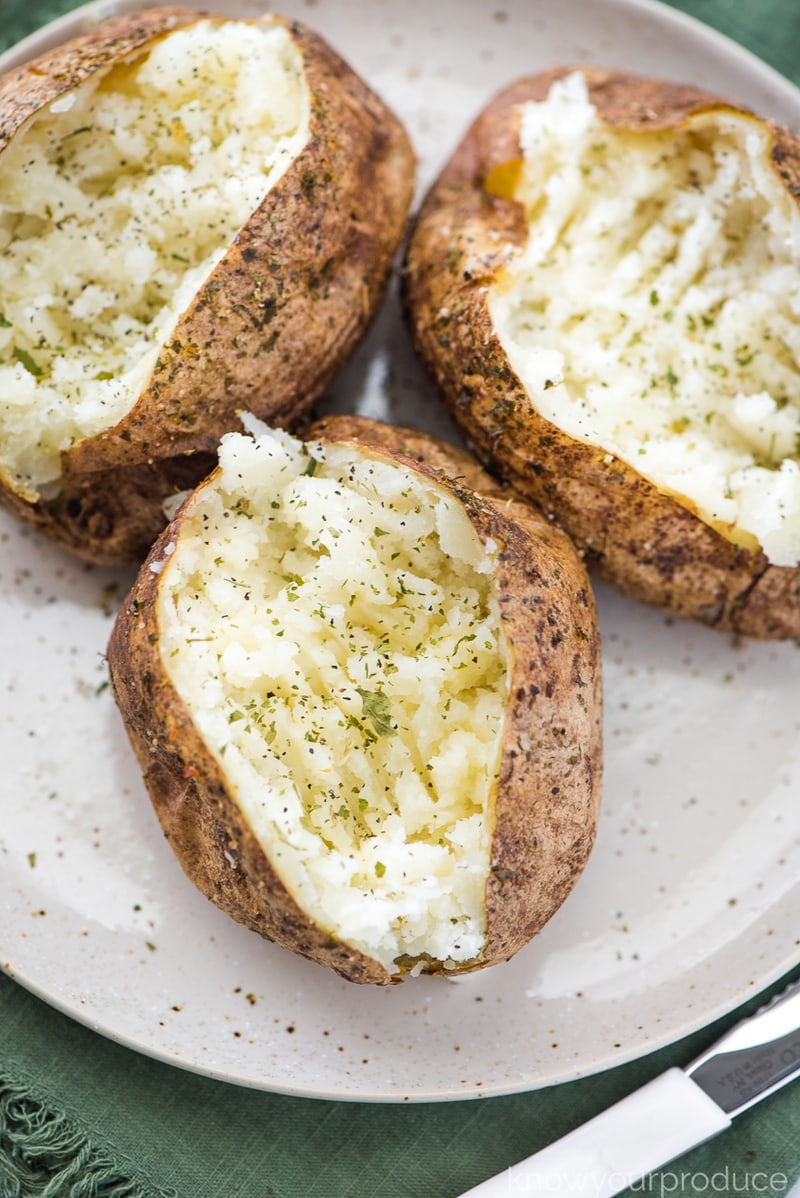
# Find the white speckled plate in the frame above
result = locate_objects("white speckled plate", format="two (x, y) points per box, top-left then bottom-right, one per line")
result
(1, 0), (799, 1102)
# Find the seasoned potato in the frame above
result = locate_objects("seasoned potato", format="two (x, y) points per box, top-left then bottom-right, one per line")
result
(404, 67), (800, 637)
(0, 7), (414, 562)
(108, 415), (602, 984)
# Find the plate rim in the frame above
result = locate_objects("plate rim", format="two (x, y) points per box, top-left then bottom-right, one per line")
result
(2, 0), (800, 124)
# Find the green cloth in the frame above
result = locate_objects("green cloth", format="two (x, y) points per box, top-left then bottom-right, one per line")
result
(1, 970), (800, 1197)
(1, 1), (800, 1195)
(2, 969), (800, 1198)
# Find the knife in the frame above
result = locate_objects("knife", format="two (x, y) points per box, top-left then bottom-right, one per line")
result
(459, 976), (800, 1198)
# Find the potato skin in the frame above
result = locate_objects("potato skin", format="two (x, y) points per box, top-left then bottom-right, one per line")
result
(403, 66), (800, 638)
(108, 415), (602, 984)
(0, 7), (415, 563)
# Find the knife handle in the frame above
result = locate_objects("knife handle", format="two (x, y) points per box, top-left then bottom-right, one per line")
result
(459, 1068), (731, 1198)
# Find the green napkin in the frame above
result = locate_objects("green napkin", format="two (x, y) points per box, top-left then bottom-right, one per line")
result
(2, 968), (800, 1198)
(1, 2), (800, 1196)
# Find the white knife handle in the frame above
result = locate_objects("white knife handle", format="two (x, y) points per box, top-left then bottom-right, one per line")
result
(460, 1068), (731, 1198)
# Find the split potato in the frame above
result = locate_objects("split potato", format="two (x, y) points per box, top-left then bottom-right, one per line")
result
(404, 67), (800, 637)
(108, 414), (602, 984)
(0, 7), (414, 562)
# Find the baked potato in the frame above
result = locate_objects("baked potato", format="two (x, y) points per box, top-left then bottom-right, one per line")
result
(0, 6), (414, 563)
(404, 67), (800, 638)
(108, 413), (602, 984)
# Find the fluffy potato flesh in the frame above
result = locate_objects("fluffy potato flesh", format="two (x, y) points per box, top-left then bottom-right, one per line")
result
(156, 424), (510, 972)
(491, 72), (800, 566)
(0, 18), (308, 500)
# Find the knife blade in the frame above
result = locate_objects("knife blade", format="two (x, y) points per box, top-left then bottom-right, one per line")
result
(459, 976), (800, 1198)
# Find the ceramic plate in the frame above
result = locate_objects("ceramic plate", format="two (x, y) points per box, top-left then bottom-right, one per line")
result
(1, 0), (799, 1102)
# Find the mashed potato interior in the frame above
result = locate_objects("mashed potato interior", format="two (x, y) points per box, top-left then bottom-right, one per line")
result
(491, 72), (800, 566)
(0, 19), (309, 500)
(157, 424), (509, 971)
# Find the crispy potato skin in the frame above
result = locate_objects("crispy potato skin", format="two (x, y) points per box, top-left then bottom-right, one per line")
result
(0, 7), (414, 563)
(108, 415), (602, 983)
(403, 66), (800, 638)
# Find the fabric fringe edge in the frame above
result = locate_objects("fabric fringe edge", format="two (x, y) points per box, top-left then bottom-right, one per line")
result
(0, 1068), (175, 1198)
